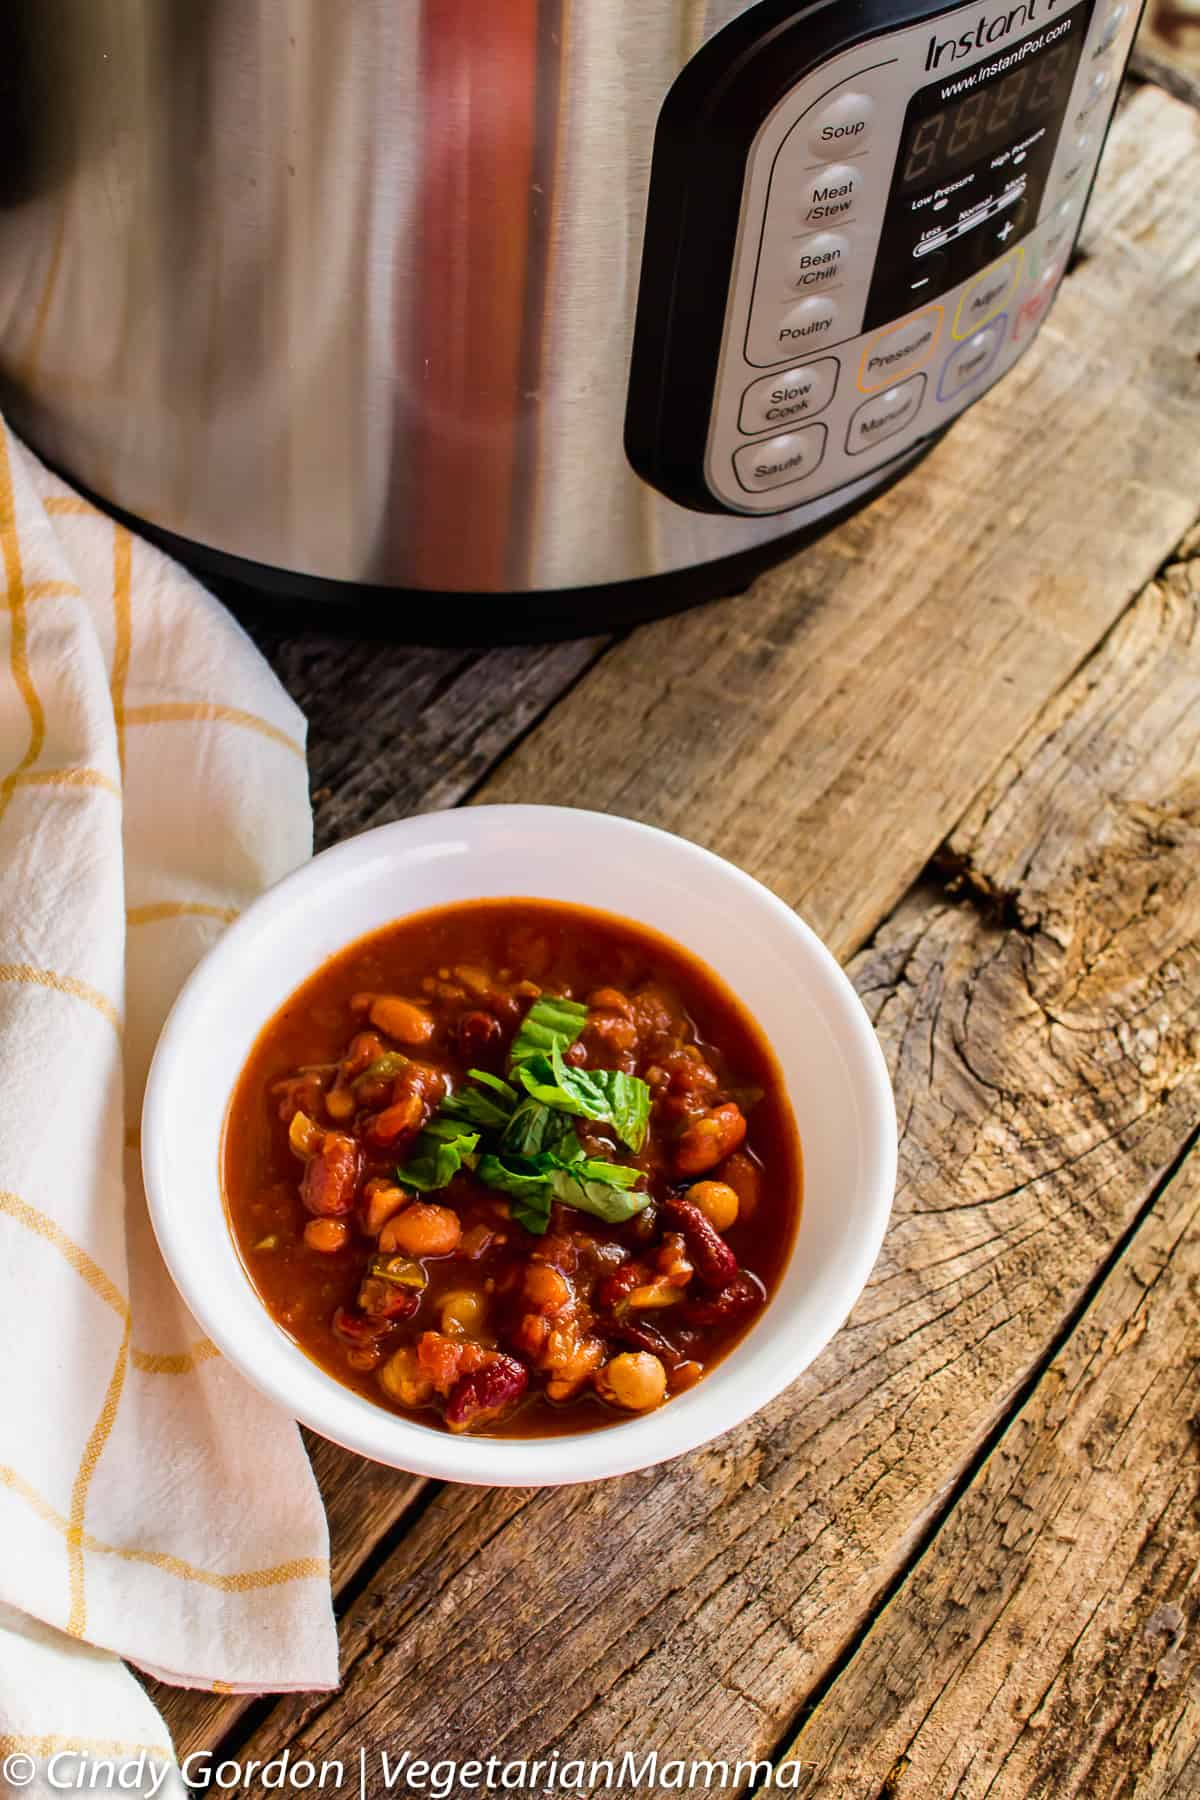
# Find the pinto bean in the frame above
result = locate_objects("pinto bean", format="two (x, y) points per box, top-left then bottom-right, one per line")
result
(362, 1090), (424, 1148)
(379, 1202), (462, 1258)
(674, 1103), (747, 1176)
(368, 996), (436, 1045)
(445, 1354), (528, 1432)
(662, 1195), (738, 1289)
(300, 1135), (360, 1217)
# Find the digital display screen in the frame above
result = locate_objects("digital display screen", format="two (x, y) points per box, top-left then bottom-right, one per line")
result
(863, 0), (1094, 331)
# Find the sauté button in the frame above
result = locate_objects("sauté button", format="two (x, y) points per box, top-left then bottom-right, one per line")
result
(733, 425), (828, 493)
(807, 93), (874, 159)
(798, 163), (862, 228)
(937, 317), (1006, 403)
(787, 231), (851, 291)
(846, 374), (927, 456)
(858, 306), (943, 393)
(952, 247), (1024, 340)
(774, 296), (839, 352)
(739, 358), (840, 434)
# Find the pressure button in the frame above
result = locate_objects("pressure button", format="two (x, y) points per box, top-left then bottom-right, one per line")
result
(808, 93), (875, 159)
(859, 306), (943, 393)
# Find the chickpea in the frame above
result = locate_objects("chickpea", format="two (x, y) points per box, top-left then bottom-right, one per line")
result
(368, 996), (436, 1045)
(688, 1180), (740, 1232)
(597, 1352), (667, 1412)
(675, 1103), (747, 1177)
(379, 1202), (462, 1258)
(440, 1288), (488, 1338)
(378, 1346), (434, 1408)
(303, 1218), (350, 1254)
(324, 1086), (356, 1122)
(523, 1264), (571, 1314)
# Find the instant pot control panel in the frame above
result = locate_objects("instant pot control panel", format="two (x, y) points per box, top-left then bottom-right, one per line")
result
(626, 0), (1141, 517)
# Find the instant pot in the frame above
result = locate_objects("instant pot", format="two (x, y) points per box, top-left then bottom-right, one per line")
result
(0, 0), (1140, 632)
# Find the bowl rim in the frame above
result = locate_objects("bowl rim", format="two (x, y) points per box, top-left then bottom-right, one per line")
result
(142, 804), (897, 1484)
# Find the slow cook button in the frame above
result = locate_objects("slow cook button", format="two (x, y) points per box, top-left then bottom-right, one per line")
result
(774, 295), (839, 352)
(858, 305), (943, 393)
(937, 317), (1007, 402)
(739, 358), (840, 434)
(808, 92), (875, 159)
(733, 425), (828, 494)
(846, 374), (927, 456)
(798, 163), (862, 228)
(786, 231), (852, 291)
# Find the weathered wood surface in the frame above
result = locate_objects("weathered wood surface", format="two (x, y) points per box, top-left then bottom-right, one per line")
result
(151, 83), (1200, 1769)
(217, 270), (1200, 1800)
(783, 1138), (1200, 1800)
(480, 88), (1200, 964)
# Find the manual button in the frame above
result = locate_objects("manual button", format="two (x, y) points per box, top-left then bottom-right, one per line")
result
(858, 306), (943, 393)
(739, 358), (839, 434)
(733, 425), (828, 494)
(846, 374), (927, 456)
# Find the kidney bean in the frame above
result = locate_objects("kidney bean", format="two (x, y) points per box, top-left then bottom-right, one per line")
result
(662, 1195), (738, 1289)
(674, 1103), (747, 1176)
(300, 1135), (360, 1216)
(607, 1319), (681, 1367)
(596, 1262), (648, 1314)
(457, 1009), (501, 1064)
(444, 1354), (528, 1432)
(681, 1271), (763, 1327)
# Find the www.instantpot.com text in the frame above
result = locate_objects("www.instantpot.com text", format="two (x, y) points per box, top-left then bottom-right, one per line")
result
(14, 1748), (826, 1797)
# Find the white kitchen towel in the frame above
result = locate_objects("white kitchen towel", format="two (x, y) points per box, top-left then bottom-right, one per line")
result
(0, 420), (338, 1791)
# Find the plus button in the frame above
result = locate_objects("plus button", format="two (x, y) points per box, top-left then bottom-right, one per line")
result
(997, 220), (1015, 242)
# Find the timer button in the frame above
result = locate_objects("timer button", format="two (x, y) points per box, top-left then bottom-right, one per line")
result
(786, 231), (852, 292)
(937, 318), (1006, 404)
(952, 247), (1024, 341)
(846, 374), (927, 456)
(858, 306), (943, 394)
(774, 296), (839, 353)
(799, 163), (862, 228)
(733, 425), (828, 493)
(739, 358), (840, 434)
(807, 93), (875, 160)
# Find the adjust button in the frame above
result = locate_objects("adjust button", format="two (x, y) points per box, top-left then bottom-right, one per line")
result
(858, 306), (943, 393)
(952, 247), (1024, 340)
(739, 358), (840, 434)
(937, 317), (1006, 403)
(774, 295), (839, 353)
(798, 163), (862, 228)
(846, 374), (927, 456)
(733, 425), (828, 493)
(786, 231), (852, 292)
(807, 92), (875, 160)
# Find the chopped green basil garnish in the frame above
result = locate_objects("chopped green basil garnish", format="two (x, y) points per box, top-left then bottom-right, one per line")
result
(395, 1118), (480, 1192)
(502, 1097), (584, 1161)
(514, 1045), (651, 1152)
(477, 1145), (647, 1234)
(508, 994), (588, 1070)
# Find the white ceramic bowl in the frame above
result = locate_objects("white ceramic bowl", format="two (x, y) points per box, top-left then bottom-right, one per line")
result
(142, 805), (895, 1485)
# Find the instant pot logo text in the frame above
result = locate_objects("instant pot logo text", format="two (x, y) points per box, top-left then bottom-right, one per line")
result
(925, 0), (1066, 68)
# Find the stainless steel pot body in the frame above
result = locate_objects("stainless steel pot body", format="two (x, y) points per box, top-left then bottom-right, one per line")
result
(0, 0), (833, 595)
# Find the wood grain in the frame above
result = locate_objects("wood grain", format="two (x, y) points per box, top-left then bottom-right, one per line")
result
(782, 1137), (1200, 1800)
(218, 394), (1200, 1787)
(478, 88), (1200, 965)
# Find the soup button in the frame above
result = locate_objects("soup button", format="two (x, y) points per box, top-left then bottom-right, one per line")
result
(739, 358), (839, 434)
(733, 425), (828, 493)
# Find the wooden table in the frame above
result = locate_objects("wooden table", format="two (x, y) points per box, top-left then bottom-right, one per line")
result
(156, 75), (1200, 1799)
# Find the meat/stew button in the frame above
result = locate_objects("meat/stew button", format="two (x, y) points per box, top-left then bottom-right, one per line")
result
(733, 424), (828, 493)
